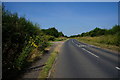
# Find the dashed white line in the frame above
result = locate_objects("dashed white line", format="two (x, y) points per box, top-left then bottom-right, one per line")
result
(78, 45), (86, 47)
(72, 40), (120, 72)
(82, 48), (99, 58)
(115, 67), (120, 70)
(72, 40), (75, 44)
(72, 40), (86, 47)
(72, 40), (99, 58)
(72, 40), (78, 46)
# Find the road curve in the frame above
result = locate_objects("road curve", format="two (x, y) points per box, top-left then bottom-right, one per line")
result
(53, 39), (120, 78)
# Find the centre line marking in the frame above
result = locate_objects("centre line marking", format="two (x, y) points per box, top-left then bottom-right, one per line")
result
(82, 48), (99, 58)
(72, 40), (79, 46)
(116, 67), (120, 70)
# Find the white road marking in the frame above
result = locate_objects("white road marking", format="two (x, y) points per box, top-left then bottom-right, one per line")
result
(82, 48), (99, 58)
(78, 45), (86, 47)
(72, 40), (75, 44)
(115, 67), (120, 70)
(72, 40), (78, 46)
(72, 40), (74, 43)
(72, 40), (86, 47)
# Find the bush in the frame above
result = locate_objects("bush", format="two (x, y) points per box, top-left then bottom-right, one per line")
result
(15, 45), (33, 70)
(2, 5), (49, 79)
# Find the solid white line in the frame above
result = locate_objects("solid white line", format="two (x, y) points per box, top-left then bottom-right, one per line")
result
(116, 67), (120, 70)
(82, 48), (99, 58)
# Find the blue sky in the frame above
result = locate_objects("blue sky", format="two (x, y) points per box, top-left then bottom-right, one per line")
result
(2, 0), (120, 2)
(4, 2), (118, 36)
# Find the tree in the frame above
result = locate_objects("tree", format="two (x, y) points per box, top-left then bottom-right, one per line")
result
(58, 32), (64, 37)
(42, 27), (64, 37)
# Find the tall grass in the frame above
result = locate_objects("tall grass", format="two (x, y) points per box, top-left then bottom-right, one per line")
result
(77, 34), (120, 52)
(79, 35), (119, 46)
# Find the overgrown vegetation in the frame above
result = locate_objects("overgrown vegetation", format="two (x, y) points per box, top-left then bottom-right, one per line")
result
(2, 5), (65, 79)
(70, 25), (120, 51)
(76, 36), (120, 52)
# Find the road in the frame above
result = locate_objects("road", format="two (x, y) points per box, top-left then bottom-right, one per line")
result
(53, 39), (120, 78)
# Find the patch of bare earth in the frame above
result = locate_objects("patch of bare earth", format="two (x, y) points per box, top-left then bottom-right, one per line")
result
(17, 41), (65, 80)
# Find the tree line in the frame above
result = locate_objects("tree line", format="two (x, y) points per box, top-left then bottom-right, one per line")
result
(70, 25), (120, 46)
(70, 25), (120, 37)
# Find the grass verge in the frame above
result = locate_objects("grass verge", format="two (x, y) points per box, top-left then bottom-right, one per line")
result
(38, 41), (64, 78)
(39, 51), (58, 78)
(76, 37), (120, 53)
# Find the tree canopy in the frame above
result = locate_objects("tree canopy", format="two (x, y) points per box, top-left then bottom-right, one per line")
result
(41, 27), (64, 37)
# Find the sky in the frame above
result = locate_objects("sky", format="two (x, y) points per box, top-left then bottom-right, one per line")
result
(2, 0), (120, 2)
(4, 2), (118, 36)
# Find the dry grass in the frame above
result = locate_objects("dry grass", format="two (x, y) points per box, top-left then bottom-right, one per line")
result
(27, 42), (53, 63)
(55, 37), (67, 41)
(38, 42), (64, 78)
(76, 36), (120, 53)
(27, 48), (42, 62)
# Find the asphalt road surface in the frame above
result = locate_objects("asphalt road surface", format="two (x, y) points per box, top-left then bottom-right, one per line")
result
(53, 39), (120, 78)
